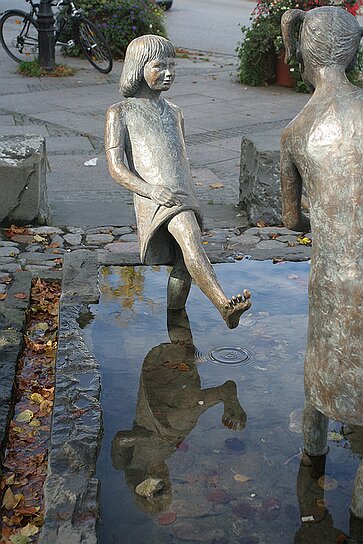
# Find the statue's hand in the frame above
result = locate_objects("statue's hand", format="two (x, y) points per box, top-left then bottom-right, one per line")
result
(149, 186), (181, 207)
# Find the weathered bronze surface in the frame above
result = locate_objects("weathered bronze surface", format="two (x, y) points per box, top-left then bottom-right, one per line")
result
(280, 7), (363, 424)
(105, 35), (251, 328)
(111, 309), (246, 513)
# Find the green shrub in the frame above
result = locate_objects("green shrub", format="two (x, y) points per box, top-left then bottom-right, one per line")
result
(237, 18), (277, 86)
(71, 0), (167, 59)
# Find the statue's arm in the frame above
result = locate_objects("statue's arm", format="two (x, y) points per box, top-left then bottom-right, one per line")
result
(280, 137), (310, 232)
(105, 104), (153, 199)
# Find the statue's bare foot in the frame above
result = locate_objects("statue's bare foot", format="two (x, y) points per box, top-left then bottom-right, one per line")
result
(222, 401), (247, 431)
(222, 290), (251, 329)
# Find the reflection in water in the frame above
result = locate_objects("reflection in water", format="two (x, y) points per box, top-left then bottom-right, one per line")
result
(298, 401), (363, 543)
(89, 262), (362, 543)
(111, 309), (246, 515)
(101, 266), (145, 310)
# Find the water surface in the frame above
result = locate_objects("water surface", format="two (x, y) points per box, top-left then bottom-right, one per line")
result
(84, 261), (361, 544)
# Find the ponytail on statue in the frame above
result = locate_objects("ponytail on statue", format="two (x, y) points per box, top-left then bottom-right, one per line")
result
(281, 9), (305, 63)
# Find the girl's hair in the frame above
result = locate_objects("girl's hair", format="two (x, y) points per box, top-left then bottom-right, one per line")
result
(120, 35), (176, 97)
(281, 6), (363, 71)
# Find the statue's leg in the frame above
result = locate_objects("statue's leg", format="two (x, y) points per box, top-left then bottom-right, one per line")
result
(167, 246), (192, 310)
(167, 211), (251, 328)
(302, 399), (329, 456)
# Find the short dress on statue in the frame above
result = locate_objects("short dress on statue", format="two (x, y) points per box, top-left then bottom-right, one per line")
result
(107, 97), (203, 265)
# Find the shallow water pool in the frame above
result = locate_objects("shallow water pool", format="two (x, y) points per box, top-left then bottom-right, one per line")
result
(84, 261), (361, 544)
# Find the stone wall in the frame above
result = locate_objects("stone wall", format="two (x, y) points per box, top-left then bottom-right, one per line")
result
(239, 129), (282, 226)
(0, 135), (49, 226)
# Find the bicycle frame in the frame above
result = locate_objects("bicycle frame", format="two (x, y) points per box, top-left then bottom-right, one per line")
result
(23, 0), (83, 47)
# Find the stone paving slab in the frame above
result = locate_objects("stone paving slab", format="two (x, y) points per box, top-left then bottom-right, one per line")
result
(0, 115), (15, 126)
(46, 135), (95, 154)
(0, 125), (49, 137)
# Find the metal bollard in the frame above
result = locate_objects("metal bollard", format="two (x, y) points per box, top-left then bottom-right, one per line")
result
(37, 0), (55, 70)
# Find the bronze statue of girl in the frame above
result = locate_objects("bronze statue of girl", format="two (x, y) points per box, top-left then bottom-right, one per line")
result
(281, 6), (363, 520)
(105, 35), (251, 328)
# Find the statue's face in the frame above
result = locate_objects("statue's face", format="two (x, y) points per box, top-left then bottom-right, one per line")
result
(143, 57), (176, 91)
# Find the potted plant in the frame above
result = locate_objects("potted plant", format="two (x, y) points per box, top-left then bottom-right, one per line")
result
(236, 0), (363, 90)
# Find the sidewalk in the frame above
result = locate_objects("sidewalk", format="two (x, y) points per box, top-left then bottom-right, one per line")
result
(0, 48), (309, 228)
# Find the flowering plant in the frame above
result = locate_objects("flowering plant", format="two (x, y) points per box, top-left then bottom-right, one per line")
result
(236, 0), (363, 88)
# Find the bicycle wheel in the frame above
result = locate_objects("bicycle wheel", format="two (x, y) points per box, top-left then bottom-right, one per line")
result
(0, 10), (38, 63)
(75, 17), (112, 74)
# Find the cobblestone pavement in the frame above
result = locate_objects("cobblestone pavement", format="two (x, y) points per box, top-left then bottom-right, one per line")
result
(0, 224), (312, 282)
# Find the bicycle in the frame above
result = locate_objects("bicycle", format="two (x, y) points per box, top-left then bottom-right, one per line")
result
(0, 0), (113, 73)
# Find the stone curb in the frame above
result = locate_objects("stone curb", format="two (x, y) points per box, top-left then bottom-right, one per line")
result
(40, 251), (100, 544)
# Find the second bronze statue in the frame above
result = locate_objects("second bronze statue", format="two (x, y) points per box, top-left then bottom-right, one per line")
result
(105, 35), (251, 328)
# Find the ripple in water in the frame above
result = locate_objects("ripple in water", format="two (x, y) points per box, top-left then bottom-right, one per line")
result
(196, 346), (254, 366)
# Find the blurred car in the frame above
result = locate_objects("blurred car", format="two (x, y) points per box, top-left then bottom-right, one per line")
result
(156, 1), (173, 10)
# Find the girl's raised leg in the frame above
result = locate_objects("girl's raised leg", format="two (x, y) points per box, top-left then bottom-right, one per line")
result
(167, 211), (251, 328)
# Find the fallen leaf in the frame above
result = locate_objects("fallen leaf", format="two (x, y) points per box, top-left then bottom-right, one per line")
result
(12, 426), (24, 433)
(162, 361), (178, 369)
(14, 293), (27, 300)
(318, 475), (338, 491)
(2, 487), (16, 509)
(14, 506), (39, 516)
(328, 431), (343, 442)
(5, 225), (29, 238)
(233, 473), (251, 483)
(29, 419), (41, 428)
(207, 489), (231, 504)
(256, 220), (267, 228)
(33, 235), (47, 243)
(297, 235), (312, 246)
(232, 501), (258, 519)
(30, 393), (44, 405)
(38, 400), (53, 415)
(10, 536), (31, 544)
(269, 233), (279, 240)
(6, 475), (15, 485)
(0, 293), (7, 300)
(178, 362), (190, 371)
(16, 410), (34, 423)
(209, 182), (224, 189)
(157, 512), (176, 525)
(20, 523), (39, 536)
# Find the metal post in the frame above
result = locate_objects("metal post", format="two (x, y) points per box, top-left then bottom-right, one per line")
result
(37, 0), (55, 71)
